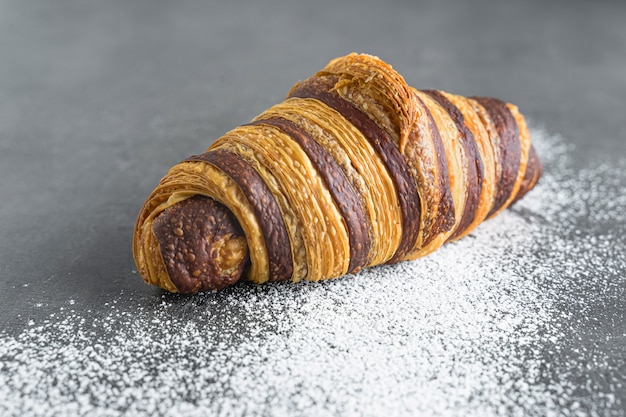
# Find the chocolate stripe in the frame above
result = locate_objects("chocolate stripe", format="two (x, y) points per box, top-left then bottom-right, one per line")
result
(472, 97), (521, 216)
(289, 77), (421, 263)
(423, 90), (484, 240)
(512, 144), (542, 204)
(248, 117), (371, 273)
(414, 93), (456, 244)
(185, 149), (293, 281)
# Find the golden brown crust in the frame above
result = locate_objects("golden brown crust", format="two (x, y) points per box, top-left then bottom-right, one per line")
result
(257, 96), (402, 267)
(442, 92), (497, 239)
(317, 53), (418, 151)
(502, 103), (532, 214)
(422, 90), (484, 242)
(512, 144), (542, 204)
(288, 75), (420, 263)
(403, 88), (456, 259)
(248, 117), (371, 273)
(471, 97), (522, 218)
(215, 124), (351, 282)
(413, 89), (468, 249)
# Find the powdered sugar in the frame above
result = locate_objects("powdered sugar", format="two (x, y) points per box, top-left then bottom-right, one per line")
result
(1, 127), (625, 417)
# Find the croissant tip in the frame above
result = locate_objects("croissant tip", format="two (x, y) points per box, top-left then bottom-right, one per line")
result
(152, 196), (248, 294)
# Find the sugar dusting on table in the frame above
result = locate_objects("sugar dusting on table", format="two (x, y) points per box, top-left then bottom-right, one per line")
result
(1, 127), (625, 417)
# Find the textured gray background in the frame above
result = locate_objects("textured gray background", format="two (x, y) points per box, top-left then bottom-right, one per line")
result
(1, 0), (625, 414)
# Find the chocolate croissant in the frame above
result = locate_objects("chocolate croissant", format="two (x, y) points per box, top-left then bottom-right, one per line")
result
(133, 53), (542, 294)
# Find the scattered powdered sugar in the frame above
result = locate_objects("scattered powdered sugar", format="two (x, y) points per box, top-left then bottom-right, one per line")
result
(1, 127), (625, 417)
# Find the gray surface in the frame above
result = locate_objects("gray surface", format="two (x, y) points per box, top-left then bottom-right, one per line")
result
(1, 0), (625, 415)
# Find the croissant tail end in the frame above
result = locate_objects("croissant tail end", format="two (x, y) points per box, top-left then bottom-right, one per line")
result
(151, 195), (250, 293)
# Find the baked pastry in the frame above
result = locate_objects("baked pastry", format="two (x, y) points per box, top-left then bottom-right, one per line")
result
(133, 53), (542, 293)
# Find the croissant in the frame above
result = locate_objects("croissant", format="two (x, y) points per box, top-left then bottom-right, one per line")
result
(133, 53), (542, 294)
